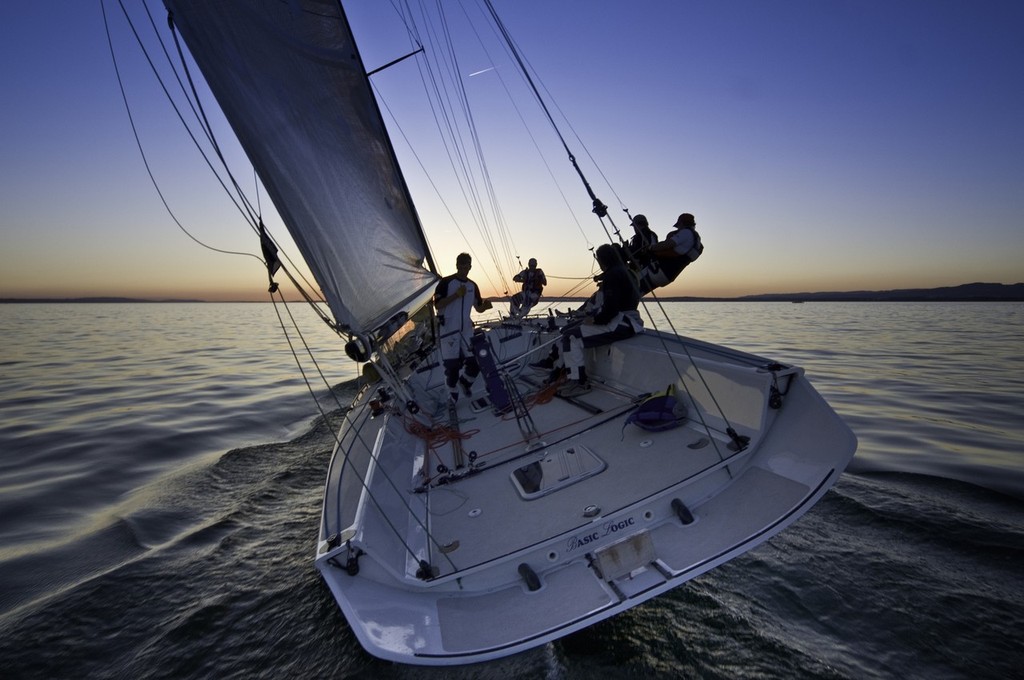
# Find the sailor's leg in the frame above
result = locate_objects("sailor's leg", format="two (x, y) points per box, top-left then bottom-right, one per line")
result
(509, 292), (524, 317)
(459, 355), (480, 396)
(561, 331), (585, 382)
(444, 357), (464, 400)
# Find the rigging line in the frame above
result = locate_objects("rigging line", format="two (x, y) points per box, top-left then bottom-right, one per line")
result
(482, 0), (611, 231)
(164, 8), (260, 228)
(138, 2), (213, 147)
(415, 10), (485, 222)
(254, 168), (261, 217)
(545, 273), (596, 280)
(457, 2), (591, 277)
(112, 1), (256, 229)
(468, 10), (592, 252)
(274, 242), (331, 310)
(515, 49), (632, 220)
(103, 0), (257, 263)
(442, 61), (509, 277)
(391, 9), (497, 278)
(269, 289), (458, 573)
(137, 0), (264, 221)
(277, 295), (348, 414)
(119, 0), (326, 306)
(482, 9), (632, 236)
(151, 0), (322, 304)
(115, 0), (256, 231)
(371, 83), (496, 298)
(278, 264), (337, 331)
(163, 2), (326, 304)
(402, 1), (524, 287)
(429, 4), (514, 284)
(371, 76), (504, 298)
(446, 4), (523, 281)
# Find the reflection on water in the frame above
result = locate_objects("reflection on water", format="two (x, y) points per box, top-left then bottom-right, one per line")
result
(0, 303), (353, 559)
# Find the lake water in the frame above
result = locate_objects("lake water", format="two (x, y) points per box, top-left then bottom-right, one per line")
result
(1, 301), (1021, 679)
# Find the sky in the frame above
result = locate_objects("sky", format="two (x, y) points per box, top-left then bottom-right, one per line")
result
(1, 0), (1022, 302)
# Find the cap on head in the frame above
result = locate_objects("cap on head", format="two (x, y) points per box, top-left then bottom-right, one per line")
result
(528, 258), (537, 268)
(631, 214), (648, 227)
(675, 213), (696, 227)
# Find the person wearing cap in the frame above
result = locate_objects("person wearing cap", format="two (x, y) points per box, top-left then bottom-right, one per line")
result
(434, 252), (493, 402)
(625, 214), (658, 269)
(640, 212), (704, 293)
(508, 257), (547, 318)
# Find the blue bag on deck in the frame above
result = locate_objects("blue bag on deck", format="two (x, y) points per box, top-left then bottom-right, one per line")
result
(625, 385), (687, 432)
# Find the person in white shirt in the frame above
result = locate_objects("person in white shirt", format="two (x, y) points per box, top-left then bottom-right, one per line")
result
(434, 253), (492, 401)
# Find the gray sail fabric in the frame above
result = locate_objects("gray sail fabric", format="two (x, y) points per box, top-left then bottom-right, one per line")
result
(164, 0), (436, 334)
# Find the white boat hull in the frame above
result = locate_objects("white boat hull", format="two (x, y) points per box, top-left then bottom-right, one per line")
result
(315, 322), (856, 664)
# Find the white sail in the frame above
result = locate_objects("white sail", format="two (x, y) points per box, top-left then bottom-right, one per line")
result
(164, 0), (436, 335)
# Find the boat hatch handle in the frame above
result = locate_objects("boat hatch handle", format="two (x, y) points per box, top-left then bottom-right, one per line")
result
(671, 498), (695, 525)
(518, 563), (542, 591)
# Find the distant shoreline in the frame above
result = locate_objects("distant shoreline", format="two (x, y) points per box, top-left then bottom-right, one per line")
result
(3, 282), (1022, 304)
(0, 297), (207, 304)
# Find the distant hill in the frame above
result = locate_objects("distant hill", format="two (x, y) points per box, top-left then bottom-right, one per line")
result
(557, 282), (1024, 303)
(724, 282), (1024, 302)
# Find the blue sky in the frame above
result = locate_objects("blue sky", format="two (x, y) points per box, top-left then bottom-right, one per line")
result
(1, 1), (1022, 300)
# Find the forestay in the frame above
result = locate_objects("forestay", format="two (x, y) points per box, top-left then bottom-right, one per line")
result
(164, 0), (437, 335)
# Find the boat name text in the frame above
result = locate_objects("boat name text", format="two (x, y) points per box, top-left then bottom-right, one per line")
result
(567, 517), (636, 551)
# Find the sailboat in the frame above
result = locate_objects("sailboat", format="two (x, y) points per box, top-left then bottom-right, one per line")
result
(143, 0), (856, 665)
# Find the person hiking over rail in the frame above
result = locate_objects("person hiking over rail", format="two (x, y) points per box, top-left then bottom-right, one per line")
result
(508, 257), (547, 318)
(638, 212), (704, 294)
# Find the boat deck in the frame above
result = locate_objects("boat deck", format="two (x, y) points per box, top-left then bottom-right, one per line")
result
(417, 368), (747, 579)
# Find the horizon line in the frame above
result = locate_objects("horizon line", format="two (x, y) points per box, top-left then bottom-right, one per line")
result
(3, 282), (1022, 305)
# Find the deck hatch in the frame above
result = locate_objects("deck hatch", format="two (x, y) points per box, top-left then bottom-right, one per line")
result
(510, 445), (606, 499)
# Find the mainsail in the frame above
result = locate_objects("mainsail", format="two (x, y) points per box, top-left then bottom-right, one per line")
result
(164, 0), (437, 335)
